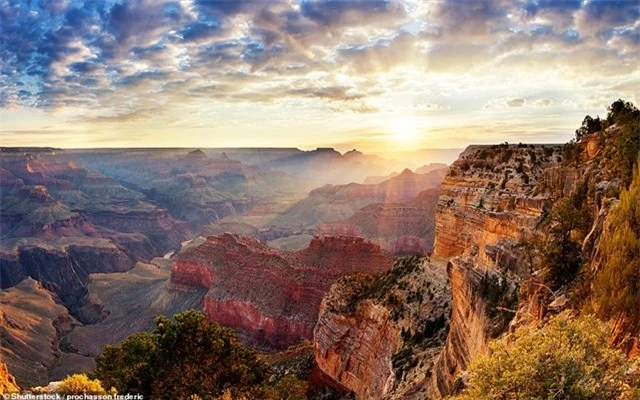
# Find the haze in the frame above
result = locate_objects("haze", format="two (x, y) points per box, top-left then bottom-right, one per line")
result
(1, 0), (638, 152)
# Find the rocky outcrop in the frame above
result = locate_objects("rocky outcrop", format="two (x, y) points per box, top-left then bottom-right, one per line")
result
(171, 234), (393, 349)
(313, 258), (451, 400)
(0, 362), (20, 394)
(0, 278), (76, 389)
(420, 145), (564, 397)
(314, 298), (402, 399)
(433, 145), (561, 263)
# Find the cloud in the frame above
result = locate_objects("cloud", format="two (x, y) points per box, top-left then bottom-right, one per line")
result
(534, 98), (554, 107)
(0, 0), (638, 146)
(507, 98), (526, 107)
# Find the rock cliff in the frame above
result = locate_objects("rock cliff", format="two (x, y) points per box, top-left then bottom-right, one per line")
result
(311, 144), (568, 399)
(0, 278), (78, 389)
(424, 144), (563, 397)
(171, 234), (393, 349)
(313, 258), (451, 400)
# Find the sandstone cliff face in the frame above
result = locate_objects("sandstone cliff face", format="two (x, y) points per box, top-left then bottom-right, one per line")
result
(433, 145), (561, 264)
(423, 145), (564, 397)
(171, 234), (393, 349)
(314, 298), (402, 399)
(0, 278), (77, 389)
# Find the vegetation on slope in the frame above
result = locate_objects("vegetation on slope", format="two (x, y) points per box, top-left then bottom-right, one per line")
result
(590, 157), (640, 327)
(451, 314), (640, 400)
(57, 374), (110, 395)
(94, 310), (308, 400)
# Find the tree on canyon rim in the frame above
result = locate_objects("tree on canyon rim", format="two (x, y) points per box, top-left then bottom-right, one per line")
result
(94, 310), (309, 399)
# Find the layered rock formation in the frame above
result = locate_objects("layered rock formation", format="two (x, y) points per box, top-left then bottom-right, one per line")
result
(0, 278), (80, 389)
(318, 188), (440, 255)
(423, 144), (564, 397)
(73, 148), (301, 231)
(0, 238), (134, 311)
(312, 258), (451, 400)
(312, 144), (566, 399)
(0, 151), (191, 314)
(274, 168), (446, 229)
(171, 234), (393, 349)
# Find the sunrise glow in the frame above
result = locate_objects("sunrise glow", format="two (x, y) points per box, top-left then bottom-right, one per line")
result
(0, 1), (638, 152)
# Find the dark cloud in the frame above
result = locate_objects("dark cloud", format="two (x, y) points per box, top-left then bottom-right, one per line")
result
(301, 0), (401, 25)
(522, 0), (582, 15)
(582, 0), (640, 25)
(179, 22), (220, 42)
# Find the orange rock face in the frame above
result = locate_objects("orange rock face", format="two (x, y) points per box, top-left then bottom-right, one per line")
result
(171, 234), (393, 349)
(313, 299), (402, 400)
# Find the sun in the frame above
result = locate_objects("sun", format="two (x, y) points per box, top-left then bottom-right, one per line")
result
(391, 119), (419, 143)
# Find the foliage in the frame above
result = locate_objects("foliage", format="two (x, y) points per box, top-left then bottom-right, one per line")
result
(262, 376), (309, 400)
(541, 181), (592, 289)
(575, 115), (603, 140)
(562, 139), (582, 166)
(601, 100), (640, 187)
(478, 272), (518, 337)
(451, 314), (640, 400)
(94, 331), (156, 394)
(95, 310), (308, 399)
(58, 374), (108, 395)
(591, 157), (640, 322)
(346, 256), (422, 313)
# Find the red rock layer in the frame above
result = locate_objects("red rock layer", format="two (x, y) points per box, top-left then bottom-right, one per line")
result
(171, 233), (393, 349)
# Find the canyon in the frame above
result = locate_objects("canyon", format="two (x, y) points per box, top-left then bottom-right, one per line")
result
(2, 133), (635, 398)
(0, 147), (454, 389)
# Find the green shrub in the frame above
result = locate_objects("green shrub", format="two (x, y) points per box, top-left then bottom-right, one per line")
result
(451, 314), (640, 400)
(94, 310), (303, 399)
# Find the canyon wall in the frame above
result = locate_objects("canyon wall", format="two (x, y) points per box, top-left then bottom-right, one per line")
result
(313, 258), (452, 400)
(171, 234), (393, 349)
(311, 144), (568, 399)
(425, 144), (563, 397)
(318, 188), (440, 256)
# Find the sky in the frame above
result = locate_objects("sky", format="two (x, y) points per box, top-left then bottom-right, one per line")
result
(0, 0), (639, 153)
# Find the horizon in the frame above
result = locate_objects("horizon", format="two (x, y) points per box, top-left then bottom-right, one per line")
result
(1, 1), (638, 151)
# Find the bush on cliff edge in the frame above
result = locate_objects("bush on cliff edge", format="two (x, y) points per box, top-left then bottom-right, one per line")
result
(94, 310), (308, 399)
(450, 313), (640, 400)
